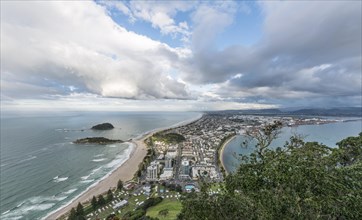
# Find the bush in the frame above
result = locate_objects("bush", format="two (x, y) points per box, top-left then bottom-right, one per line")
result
(179, 132), (362, 219)
(137, 197), (163, 211)
(122, 210), (146, 220)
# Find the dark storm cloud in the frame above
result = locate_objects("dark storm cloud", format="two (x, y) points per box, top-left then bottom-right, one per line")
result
(181, 1), (361, 107)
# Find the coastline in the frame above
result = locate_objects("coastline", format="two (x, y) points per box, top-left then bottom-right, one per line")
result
(45, 113), (203, 220)
(219, 135), (237, 175)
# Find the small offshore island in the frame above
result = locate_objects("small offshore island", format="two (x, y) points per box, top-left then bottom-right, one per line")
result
(91, 123), (115, 130)
(74, 137), (123, 145)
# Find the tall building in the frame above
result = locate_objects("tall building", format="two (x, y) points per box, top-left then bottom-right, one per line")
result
(165, 156), (172, 168)
(146, 164), (158, 180)
(181, 159), (190, 175)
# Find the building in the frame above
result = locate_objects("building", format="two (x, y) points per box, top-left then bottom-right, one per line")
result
(113, 200), (128, 210)
(146, 164), (158, 180)
(191, 165), (218, 180)
(123, 182), (135, 191)
(160, 168), (173, 180)
(143, 185), (151, 195)
(181, 159), (190, 175)
(165, 156), (172, 168)
(157, 154), (165, 160)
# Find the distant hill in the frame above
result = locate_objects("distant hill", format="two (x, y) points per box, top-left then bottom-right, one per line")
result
(210, 108), (282, 115)
(241, 109), (283, 114)
(290, 107), (362, 117)
(213, 107), (362, 117)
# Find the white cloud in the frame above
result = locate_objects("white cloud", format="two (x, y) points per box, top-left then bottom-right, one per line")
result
(191, 2), (237, 51)
(102, 1), (194, 39)
(180, 1), (361, 107)
(1, 1), (360, 110)
(1, 1), (191, 100)
(1, 95), (277, 112)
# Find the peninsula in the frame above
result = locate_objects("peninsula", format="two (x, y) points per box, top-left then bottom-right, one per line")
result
(48, 113), (353, 220)
(74, 137), (123, 145)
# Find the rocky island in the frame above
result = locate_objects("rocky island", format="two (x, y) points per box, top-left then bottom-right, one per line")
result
(74, 137), (123, 145)
(91, 123), (114, 130)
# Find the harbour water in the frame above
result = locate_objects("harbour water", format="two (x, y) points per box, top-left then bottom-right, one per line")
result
(0, 111), (201, 220)
(222, 120), (362, 173)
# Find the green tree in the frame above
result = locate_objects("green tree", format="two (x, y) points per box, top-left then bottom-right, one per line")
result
(243, 121), (283, 159)
(335, 132), (362, 166)
(178, 125), (362, 220)
(91, 196), (97, 210)
(76, 202), (84, 217)
(98, 194), (106, 206)
(117, 179), (123, 191)
(107, 189), (114, 201)
(68, 208), (76, 220)
(175, 184), (182, 193)
(136, 169), (142, 177)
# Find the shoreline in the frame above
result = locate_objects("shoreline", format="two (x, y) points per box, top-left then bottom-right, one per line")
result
(45, 113), (203, 220)
(219, 135), (237, 175)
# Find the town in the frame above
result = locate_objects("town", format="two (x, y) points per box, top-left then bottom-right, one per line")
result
(65, 113), (342, 220)
(140, 113), (341, 191)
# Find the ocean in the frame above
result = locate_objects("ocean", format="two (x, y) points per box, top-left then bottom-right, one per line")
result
(0, 111), (201, 220)
(222, 119), (362, 173)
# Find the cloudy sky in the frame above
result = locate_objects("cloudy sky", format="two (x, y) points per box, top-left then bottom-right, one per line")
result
(1, 1), (361, 111)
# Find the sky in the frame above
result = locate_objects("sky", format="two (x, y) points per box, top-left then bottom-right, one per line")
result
(1, 0), (361, 112)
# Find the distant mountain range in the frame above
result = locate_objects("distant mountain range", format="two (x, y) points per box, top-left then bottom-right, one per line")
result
(214, 107), (362, 117)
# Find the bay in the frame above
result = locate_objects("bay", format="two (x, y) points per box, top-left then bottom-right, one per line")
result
(222, 120), (362, 173)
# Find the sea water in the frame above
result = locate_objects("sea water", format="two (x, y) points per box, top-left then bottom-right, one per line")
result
(0, 111), (201, 219)
(222, 120), (362, 173)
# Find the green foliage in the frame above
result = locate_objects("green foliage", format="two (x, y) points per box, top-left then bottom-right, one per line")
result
(67, 202), (88, 220)
(134, 148), (156, 179)
(107, 189), (114, 201)
(179, 127), (362, 219)
(122, 209), (146, 220)
(164, 183), (182, 193)
(146, 200), (182, 220)
(158, 209), (169, 217)
(91, 196), (97, 210)
(106, 213), (120, 220)
(76, 203), (84, 216)
(145, 217), (160, 220)
(153, 132), (186, 143)
(98, 194), (106, 206)
(244, 121), (283, 158)
(136, 169), (142, 177)
(335, 132), (362, 166)
(68, 208), (77, 220)
(137, 197), (163, 211)
(117, 179), (123, 191)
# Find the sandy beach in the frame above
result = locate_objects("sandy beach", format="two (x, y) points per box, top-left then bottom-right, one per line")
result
(219, 135), (237, 175)
(46, 137), (148, 219)
(46, 114), (203, 220)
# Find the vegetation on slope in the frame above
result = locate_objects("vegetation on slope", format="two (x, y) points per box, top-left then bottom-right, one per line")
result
(74, 137), (123, 144)
(146, 200), (182, 220)
(152, 132), (186, 144)
(178, 123), (362, 219)
(91, 123), (114, 130)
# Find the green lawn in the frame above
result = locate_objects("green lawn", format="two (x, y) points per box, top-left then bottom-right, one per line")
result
(146, 199), (182, 220)
(209, 183), (224, 192)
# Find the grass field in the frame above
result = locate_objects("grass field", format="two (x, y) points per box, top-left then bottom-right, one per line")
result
(146, 199), (182, 220)
(210, 183), (224, 191)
